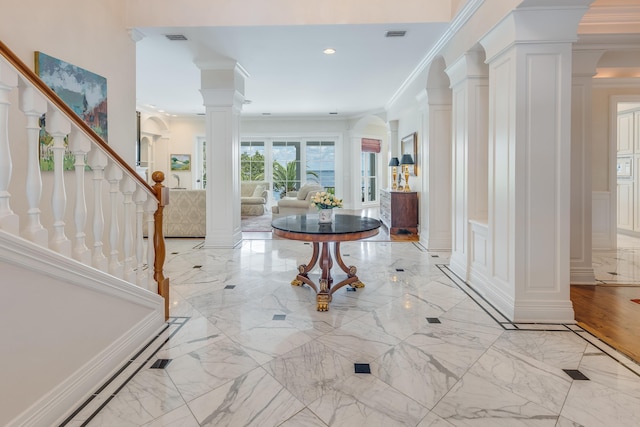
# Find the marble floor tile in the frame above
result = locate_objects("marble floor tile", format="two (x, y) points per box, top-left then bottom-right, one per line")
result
(187, 367), (304, 427)
(141, 405), (199, 427)
(62, 237), (640, 426)
(468, 347), (572, 413)
(229, 320), (316, 365)
(278, 408), (328, 427)
(164, 337), (259, 402)
(316, 317), (401, 362)
(87, 368), (186, 426)
(432, 372), (558, 426)
(265, 340), (355, 405)
(306, 373), (429, 427)
(561, 380), (640, 427)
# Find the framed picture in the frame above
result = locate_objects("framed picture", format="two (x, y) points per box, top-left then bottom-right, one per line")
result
(171, 154), (191, 171)
(35, 52), (108, 171)
(401, 132), (418, 176)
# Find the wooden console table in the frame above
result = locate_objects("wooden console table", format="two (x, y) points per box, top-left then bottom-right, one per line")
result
(271, 214), (381, 311)
(379, 189), (418, 235)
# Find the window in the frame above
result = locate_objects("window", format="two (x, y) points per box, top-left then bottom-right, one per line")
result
(272, 141), (302, 199)
(361, 138), (380, 204)
(306, 141), (335, 193)
(241, 141), (265, 180)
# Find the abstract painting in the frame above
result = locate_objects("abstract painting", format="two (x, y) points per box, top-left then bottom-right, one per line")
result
(35, 52), (108, 171)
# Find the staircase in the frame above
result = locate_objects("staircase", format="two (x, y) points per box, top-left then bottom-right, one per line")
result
(0, 41), (169, 426)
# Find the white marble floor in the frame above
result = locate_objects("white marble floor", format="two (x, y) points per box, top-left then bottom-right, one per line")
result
(593, 233), (640, 285)
(64, 237), (640, 426)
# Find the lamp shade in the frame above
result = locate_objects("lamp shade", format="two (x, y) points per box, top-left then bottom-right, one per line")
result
(388, 157), (400, 166)
(400, 154), (414, 165)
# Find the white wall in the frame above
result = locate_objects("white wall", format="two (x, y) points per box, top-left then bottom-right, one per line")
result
(2, 0), (138, 250)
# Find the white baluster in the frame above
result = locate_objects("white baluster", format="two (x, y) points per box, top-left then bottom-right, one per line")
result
(134, 187), (148, 287)
(106, 161), (123, 278)
(121, 175), (136, 283)
(69, 129), (91, 264)
(88, 149), (108, 272)
(145, 197), (157, 292)
(0, 62), (19, 234)
(45, 109), (71, 256)
(19, 83), (47, 246)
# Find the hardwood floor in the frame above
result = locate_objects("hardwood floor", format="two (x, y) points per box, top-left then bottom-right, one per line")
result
(571, 285), (640, 364)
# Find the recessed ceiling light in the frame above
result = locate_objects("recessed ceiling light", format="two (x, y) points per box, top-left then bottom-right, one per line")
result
(323, 48), (336, 55)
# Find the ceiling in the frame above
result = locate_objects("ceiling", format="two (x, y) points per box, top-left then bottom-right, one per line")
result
(134, 1), (640, 120)
(135, 22), (450, 118)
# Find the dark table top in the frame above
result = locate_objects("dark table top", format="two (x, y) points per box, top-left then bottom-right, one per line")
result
(272, 214), (381, 236)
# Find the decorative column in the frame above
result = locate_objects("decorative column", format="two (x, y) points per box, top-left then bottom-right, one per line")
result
(570, 50), (604, 285)
(418, 62), (453, 251)
(446, 50), (489, 281)
(200, 63), (247, 248)
(69, 129), (91, 264)
(19, 83), (48, 246)
(0, 62), (18, 234)
(46, 109), (72, 256)
(479, 1), (592, 322)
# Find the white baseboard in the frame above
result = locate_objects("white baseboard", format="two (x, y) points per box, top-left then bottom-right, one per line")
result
(8, 312), (165, 427)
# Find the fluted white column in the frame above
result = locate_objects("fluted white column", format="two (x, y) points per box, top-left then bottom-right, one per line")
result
(88, 149), (108, 271)
(45, 109), (72, 256)
(121, 176), (136, 283)
(145, 197), (157, 292)
(106, 161), (123, 278)
(69, 129), (91, 264)
(0, 62), (18, 234)
(18, 83), (48, 245)
(134, 187), (148, 287)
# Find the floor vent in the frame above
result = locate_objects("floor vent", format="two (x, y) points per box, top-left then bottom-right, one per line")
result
(150, 359), (172, 369)
(563, 369), (589, 380)
(354, 363), (371, 374)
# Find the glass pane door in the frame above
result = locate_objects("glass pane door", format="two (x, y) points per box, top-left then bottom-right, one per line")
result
(361, 152), (378, 204)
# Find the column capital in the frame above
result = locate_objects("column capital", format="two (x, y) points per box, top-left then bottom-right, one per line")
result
(572, 49), (606, 77)
(480, 1), (593, 63)
(445, 50), (488, 87)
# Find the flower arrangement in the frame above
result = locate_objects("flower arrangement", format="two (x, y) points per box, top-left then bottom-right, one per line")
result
(310, 191), (343, 210)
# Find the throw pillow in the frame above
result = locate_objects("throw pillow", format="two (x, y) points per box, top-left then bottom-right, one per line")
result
(296, 185), (312, 200)
(252, 184), (265, 198)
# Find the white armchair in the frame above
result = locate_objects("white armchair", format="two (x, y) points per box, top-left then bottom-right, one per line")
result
(271, 183), (325, 218)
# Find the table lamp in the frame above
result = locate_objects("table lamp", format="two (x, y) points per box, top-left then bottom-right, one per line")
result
(400, 154), (414, 192)
(388, 157), (400, 190)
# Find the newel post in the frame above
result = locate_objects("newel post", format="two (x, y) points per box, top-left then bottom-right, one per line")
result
(152, 171), (169, 320)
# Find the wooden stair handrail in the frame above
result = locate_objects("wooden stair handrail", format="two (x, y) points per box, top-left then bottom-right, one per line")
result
(0, 39), (156, 197)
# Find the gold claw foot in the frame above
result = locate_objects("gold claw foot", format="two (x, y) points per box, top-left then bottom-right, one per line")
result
(291, 278), (303, 286)
(352, 281), (365, 288)
(317, 294), (330, 311)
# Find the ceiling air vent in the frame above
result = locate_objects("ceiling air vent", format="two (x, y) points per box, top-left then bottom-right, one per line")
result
(385, 30), (406, 38)
(165, 34), (188, 41)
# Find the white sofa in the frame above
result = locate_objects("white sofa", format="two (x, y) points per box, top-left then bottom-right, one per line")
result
(241, 181), (270, 216)
(271, 183), (325, 218)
